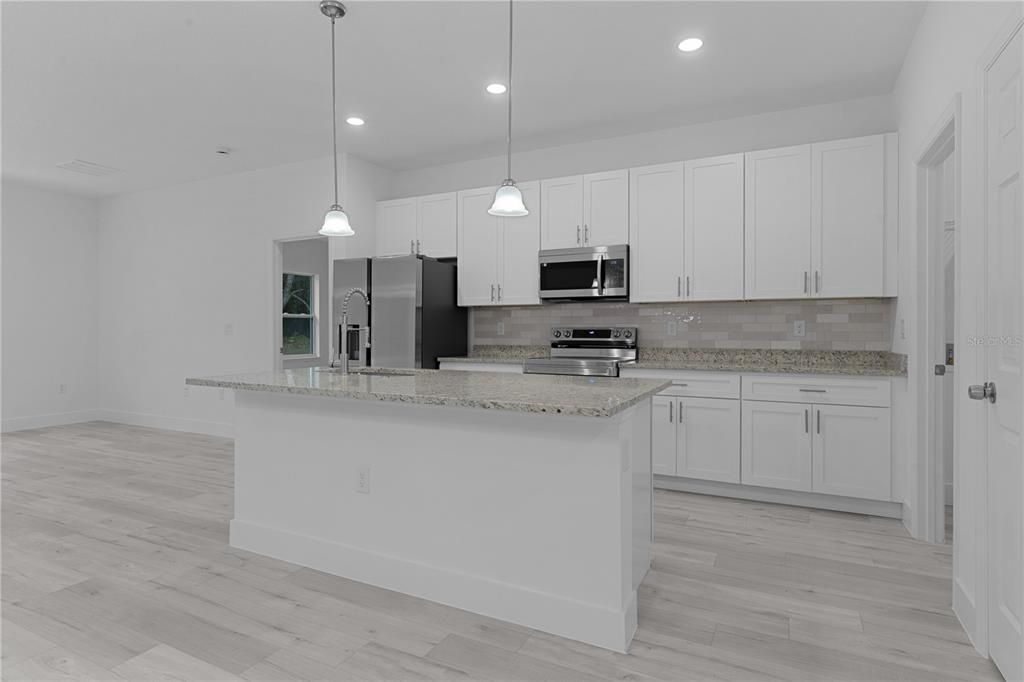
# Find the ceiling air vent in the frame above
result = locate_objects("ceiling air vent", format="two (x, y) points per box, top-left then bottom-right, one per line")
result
(56, 159), (123, 177)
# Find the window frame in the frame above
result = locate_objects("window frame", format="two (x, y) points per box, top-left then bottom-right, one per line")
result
(281, 272), (319, 359)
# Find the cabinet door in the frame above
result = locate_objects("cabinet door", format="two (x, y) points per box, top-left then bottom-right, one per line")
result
(499, 181), (541, 305)
(583, 169), (629, 246)
(651, 395), (677, 476)
(744, 145), (812, 299)
(629, 163), (684, 302)
(456, 188), (500, 306)
(685, 154), (744, 301)
(741, 400), (812, 491)
(540, 176), (584, 249)
(811, 135), (885, 298)
(812, 404), (891, 501)
(376, 198), (418, 257)
(677, 397), (741, 483)
(417, 192), (458, 258)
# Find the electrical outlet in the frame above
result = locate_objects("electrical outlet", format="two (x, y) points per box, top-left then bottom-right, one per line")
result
(497, 321), (505, 336)
(224, 323), (234, 337)
(218, 389), (225, 401)
(900, 318), (907, 340)
(356, 467), (371, 494)
(793, 320), (806, 337)
(58, 384), (68, 395)
(667, 320), (678, 337)
(184, 387), (190, 398)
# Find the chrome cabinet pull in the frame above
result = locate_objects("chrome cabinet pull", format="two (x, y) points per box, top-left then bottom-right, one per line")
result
(669, 401), (673, 423)
(686, 276), (691, 297)
(804, 409), (809, 433)
(584, 225), (589, 244)
(817, 409), (821, 434)
(815, 271), (821, 294)
(577, 225), (581, 244)
(411, 239), (415, 254)
(799, 388), (827, 393)
(490, 284), (495, 302)
(803, 271), (809, 294)
(416, 239), (421, 254)
(497, 284), (502, 301)
(677, 276), (681, 297)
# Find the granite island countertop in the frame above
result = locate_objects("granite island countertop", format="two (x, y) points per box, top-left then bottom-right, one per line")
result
(186, 368), (670, 418)
(438, 347), (908, 377)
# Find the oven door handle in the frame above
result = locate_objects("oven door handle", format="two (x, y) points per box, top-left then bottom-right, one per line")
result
(596, 254), (605, 295)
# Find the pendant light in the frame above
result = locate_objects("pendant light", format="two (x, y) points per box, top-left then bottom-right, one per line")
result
(488, 0), (528, 217)
(318, 0), (354, 237)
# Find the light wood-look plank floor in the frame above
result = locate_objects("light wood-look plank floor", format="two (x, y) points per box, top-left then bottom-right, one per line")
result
(2, 422), (1001, 681)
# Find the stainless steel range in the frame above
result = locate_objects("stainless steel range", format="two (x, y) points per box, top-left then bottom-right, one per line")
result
(523, 326), (637, 377)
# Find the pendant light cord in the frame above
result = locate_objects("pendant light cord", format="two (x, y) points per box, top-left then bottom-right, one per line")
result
(330, 16), (340, 206)
(505, 0), (513, 181)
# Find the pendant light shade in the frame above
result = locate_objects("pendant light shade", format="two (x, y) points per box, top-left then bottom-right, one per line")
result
(320, 205), (354, 236)
(488, 180), (528, 217)
(318, 0), (354, 237)
(489, 0), (528, 217)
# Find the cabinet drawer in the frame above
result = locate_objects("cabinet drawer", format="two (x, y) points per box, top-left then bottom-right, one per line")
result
(620, 368), (740, 399)
(741, 374), (890, 407)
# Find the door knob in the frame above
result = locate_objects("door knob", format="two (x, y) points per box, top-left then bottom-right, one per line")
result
(968, 382), (997, 403)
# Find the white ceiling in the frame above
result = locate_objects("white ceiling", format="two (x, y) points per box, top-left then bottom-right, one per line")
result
(2, 1), (925, 196)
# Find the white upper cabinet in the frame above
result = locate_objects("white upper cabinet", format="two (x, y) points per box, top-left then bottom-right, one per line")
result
(456, 188), (500, 306)
(811, 135), (885, 298)
(629, 162), (685, 302)
(376, 193), (457, 258)
(376, 198), (418, 257)
(540, 176), (584, 249)
(582, 170), (629, 247)
(685, 154), (745, 301)
(417, 192), (458, 259)
(457, 183), (540, 307)
(498, 181), (541, 305)
(744, 144), (813, 300)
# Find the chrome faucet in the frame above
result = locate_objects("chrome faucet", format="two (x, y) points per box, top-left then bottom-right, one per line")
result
(336, 287), (369, 374)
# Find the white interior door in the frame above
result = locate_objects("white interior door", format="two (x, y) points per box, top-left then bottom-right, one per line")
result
(677, 397), (741, 483)
(985, 23), (1023, 682)
(456, 188), (500, 307)
(685, 154), (745, 301)
(498, 182), (540, 305)
(628, 163), (684, 302)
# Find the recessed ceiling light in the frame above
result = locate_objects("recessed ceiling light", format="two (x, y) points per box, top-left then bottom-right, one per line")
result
(486, 83), (507, 95)
(677, 37), (704, 53)
(346, 116), (365, 126)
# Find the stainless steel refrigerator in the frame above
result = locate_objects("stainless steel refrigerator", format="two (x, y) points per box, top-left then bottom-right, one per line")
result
(332, 255), (467, 369)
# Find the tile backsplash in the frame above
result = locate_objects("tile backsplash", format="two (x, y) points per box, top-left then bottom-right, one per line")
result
(471, 299), (895, 351)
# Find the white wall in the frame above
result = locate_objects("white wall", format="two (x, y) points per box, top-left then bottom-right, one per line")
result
(96, 153), (392, 436)
(388, 95), (896, 198)
(1, 180), (100, 431)
(890, 0), (1018, 651)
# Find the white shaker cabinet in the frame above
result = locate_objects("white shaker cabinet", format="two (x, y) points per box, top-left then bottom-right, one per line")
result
(677, 397), (741, 483)
(417, 192), (458, 258)
(812, 404), (891, 501)
(629, 162), (685, 302)
(651, 395), (678, 476)
(582, 170), (629, 247)
(540, 175), (584, 249)
(684, 154), (745, 301)
(376, 198), (418, 257)
(457, 182), (540, 306)
(811, 135), (886, 298)
(743, 145), (813, 300)
(741, 400), (814, 491)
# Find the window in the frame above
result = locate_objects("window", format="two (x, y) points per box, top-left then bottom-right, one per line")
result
(282, 273), (317, 356)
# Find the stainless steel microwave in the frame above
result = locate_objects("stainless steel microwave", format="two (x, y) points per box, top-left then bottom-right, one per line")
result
(538, 245), (629, 301)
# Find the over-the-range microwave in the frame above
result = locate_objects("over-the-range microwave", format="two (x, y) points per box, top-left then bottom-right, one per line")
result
(538, 244), (628, 302)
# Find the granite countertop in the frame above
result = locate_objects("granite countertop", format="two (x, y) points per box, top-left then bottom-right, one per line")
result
(439, 347), (908, 377)
(185, 368), (670, 418)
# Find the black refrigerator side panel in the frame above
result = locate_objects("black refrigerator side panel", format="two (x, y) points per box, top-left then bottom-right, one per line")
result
(420, 259), (468, 369)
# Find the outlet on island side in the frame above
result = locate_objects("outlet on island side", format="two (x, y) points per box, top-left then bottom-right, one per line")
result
(667, 320), (678, 337)
(356, 467), (371, 494)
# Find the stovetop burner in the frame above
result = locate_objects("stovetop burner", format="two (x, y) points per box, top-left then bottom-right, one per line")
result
(523, 326), (637, 377)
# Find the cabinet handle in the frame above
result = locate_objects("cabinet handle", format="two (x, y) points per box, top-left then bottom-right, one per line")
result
(669, 401), (673, 423)
(416, 239), (421, 254)
(686, 276), (691, 297)
(584, 225), (589, 244)
(677, 276), (681, 297)
(804, 409), (809, 433)
(798, 388), (827, 393)
(577, 225), (581, 245)
(804, 271), (809, 294)
(497, 284), (502, 301)
(817, 409), (821, 434)
(815, 271), (821, 294)
(410, 239), (415, 254)
(490, 284), (495, 302)
(674, 383), (688, 387)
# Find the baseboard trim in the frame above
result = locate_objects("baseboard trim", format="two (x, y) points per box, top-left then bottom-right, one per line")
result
(230, 518), (636, 653)
(95, 410), (233, 438)
(654, 475), (903, 518)
(1, 410), (104, 433)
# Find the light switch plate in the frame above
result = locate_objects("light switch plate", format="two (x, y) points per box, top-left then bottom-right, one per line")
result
(497, 321), (505, 336)
(793, 320), (806, 337)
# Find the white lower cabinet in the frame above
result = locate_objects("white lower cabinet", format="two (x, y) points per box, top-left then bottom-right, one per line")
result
(741, 401), (814, 492)
(677, 397), (741, 483)
(812, 404), (891, 501)
(651, 396), (677, 476)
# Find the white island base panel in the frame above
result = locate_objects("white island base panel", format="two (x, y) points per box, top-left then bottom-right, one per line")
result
(229, 390), (652, 653)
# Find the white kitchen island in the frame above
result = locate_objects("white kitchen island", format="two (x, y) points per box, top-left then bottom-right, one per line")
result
(185, 367), (668, 652)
